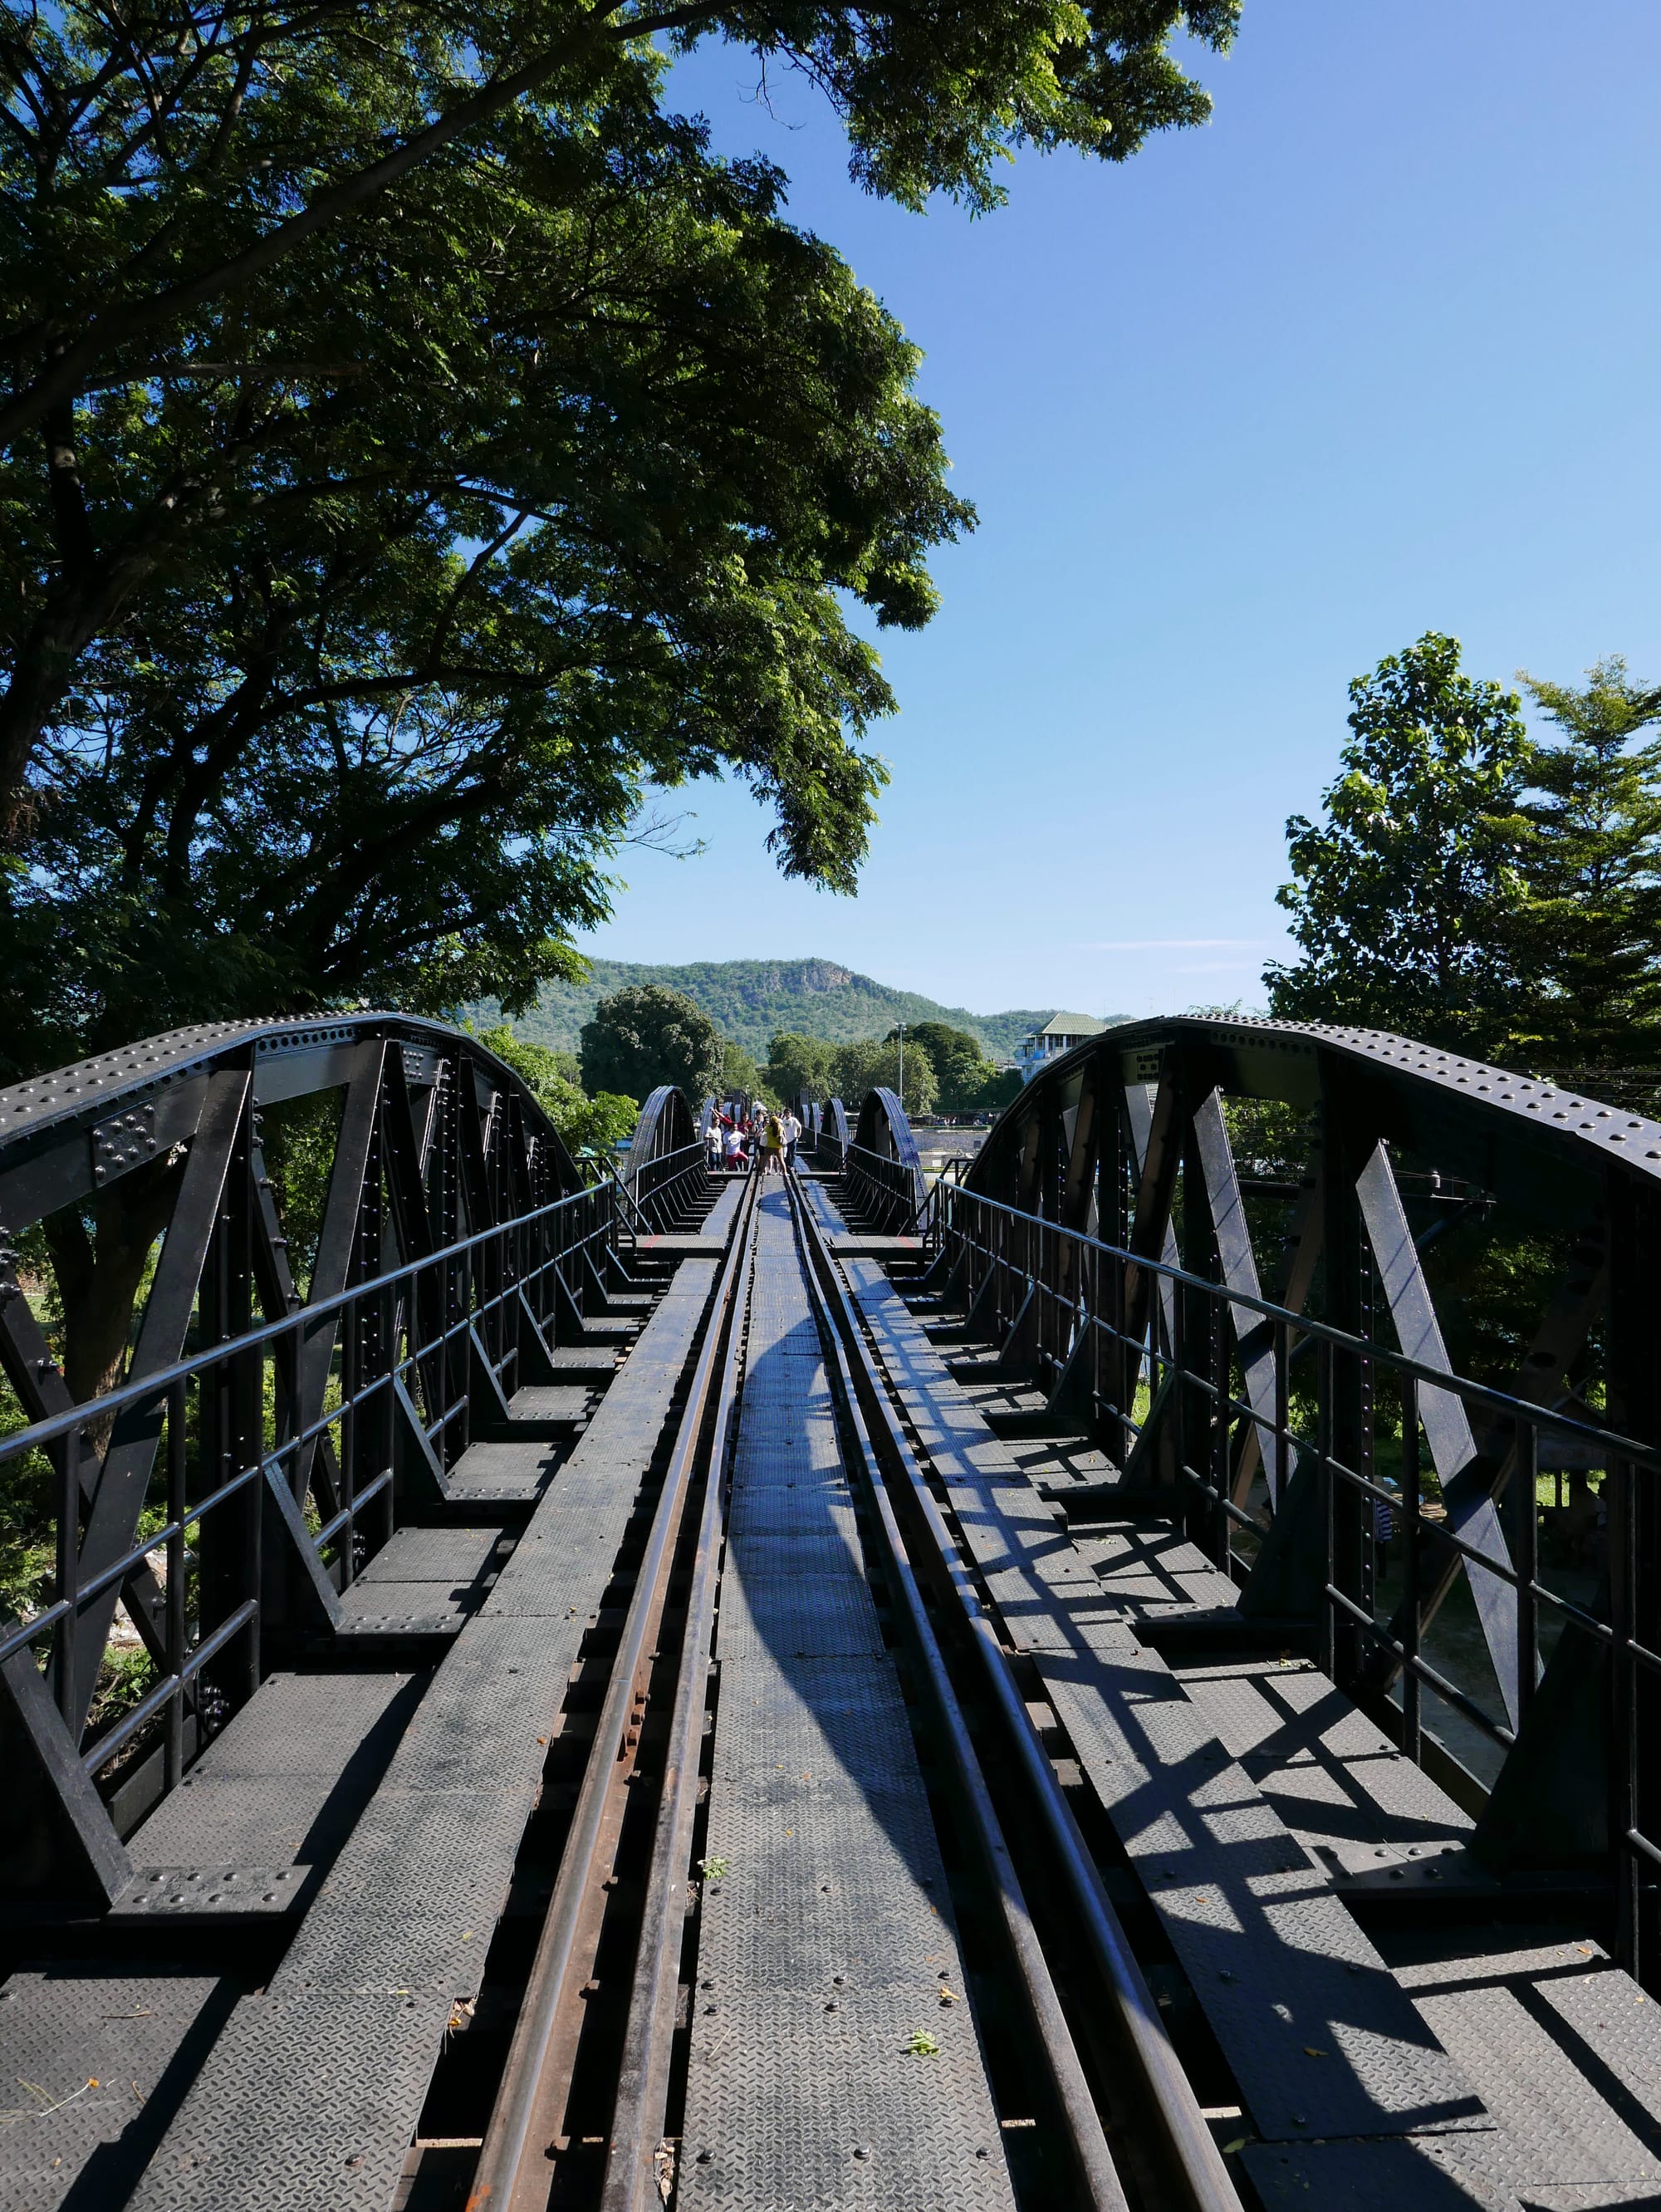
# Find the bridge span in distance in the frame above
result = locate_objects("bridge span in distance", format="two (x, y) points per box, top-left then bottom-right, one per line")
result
(0, 1012), (1657, 2210)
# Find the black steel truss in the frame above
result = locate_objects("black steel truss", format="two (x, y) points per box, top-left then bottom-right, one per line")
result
(841, 1014), (1661, 1989)
(623, 1085), (707, 1229)
(0, 1015), (639, 1904)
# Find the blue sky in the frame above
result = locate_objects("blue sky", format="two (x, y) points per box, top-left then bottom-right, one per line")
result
(582, 1), (1661, 1021)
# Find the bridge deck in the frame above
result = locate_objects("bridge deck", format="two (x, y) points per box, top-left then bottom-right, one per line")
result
(679, 1185), (1013, 2210)
(6, 1163), (1659, 2210)
(840, 1222), (1661, 2212)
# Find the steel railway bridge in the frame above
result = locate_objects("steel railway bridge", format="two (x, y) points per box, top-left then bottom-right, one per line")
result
(0, 1012), (1658, 2211)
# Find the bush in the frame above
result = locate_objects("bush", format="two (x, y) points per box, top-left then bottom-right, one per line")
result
(478, 1026), (638, 1159)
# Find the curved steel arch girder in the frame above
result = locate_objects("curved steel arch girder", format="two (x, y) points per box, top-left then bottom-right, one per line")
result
(623, 1086), (698, 1185)
(849, 1086), (927, 1226)
(949, 1012), (1661, 1794)
(0, 1011), (582, 1231)
(965, 1013), (1661, 1232)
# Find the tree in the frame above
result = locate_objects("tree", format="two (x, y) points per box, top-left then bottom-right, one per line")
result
(764, 1032), (838, 1103)
(833, 1037), (938, 1115)
(581, 984), (724, 1101)
(1264, 635), (1532, 1052)
(720, 1038), (771, 1104)
(0, 1), (1237, 816)
(976, 1067), (1024, 1115)
(478, 1025), (638, 1156)
(1507, 658), (1661, 1064)
(1, 114), (970, 1080)
(888, 1019), (1001, 1111)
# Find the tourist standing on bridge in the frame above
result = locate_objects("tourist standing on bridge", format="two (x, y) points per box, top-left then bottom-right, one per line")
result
(780, 1106), (801, 1170)
(762, 1109), (785, 1175)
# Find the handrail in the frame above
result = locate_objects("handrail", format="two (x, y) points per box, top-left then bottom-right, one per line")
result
(930, 1180), (1659, 1468)
(0, 1180), (612, 1469)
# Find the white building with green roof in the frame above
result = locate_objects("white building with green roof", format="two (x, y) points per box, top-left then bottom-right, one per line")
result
(1013, 1013), (1110, 1083)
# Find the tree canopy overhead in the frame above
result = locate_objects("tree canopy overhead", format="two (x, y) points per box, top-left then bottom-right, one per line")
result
(0, 103), (970, 1074)
(0, 0), (1240, 1083)
(0, 0), (1238, 815)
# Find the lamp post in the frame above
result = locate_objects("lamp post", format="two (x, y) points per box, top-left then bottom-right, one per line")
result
(895, 1022), (904, 1111)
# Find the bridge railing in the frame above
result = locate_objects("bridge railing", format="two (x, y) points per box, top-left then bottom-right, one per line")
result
(1, 1177), (613, 1783)
(923, 1010), (1661, 1983)
(622, 1085), (709, 1230)
(0, 1014), (629, 1899)
(841, 1088), (926, 1230)
(844, 1142), (922, 1229)
(937, 1177), (1652, 1699)
(814, 1097), (850, 1170)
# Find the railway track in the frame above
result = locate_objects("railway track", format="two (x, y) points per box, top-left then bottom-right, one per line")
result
(399, 1169), (1239, 2212)
(7, 1101), (1659, 2211)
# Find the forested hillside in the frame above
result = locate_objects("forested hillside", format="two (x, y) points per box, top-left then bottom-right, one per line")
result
(468, 959), (1120, 1062)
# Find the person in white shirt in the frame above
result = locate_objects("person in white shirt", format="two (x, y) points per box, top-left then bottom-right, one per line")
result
(780, 1109), (802, 1170)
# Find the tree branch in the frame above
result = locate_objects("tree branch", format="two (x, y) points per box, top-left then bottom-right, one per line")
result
(0, 0), (720, 449)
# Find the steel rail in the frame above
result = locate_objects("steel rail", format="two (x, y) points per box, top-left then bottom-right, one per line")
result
(467, 1171), (759, 2212)
(786, 1175), (1132, 2212)
(795, 1188), (1244, 2212)
(597, 1184), (761, 2212)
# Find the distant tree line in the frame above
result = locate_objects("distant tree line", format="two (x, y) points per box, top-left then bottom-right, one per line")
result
(510, 985), (1023, 1125)
(1267, 635), (1661, 1075)
(762, 1021), (1020, 1116)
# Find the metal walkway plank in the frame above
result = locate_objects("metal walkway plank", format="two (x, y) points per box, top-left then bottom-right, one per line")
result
(679, 1191), (1014, 2212)
(335, 1523), (509, 1634)
(115, 1669), (424, 1896)
(0, 1965), (242, 2212)
(1173, 1655), (1477, 1864)
(125, 1260), (719, 2212)
(354, 1526), (509, 1583)
(844, 1260), (1496, 2153)
(442, 1435), (561, 1502)
(1384, 1932), (1661, 2196)
(498, 1383), (595, 1425)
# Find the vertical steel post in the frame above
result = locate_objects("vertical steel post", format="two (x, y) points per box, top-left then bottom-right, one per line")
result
(51, 1429), (79, 1732)
(1514, 1418), (1539, 1734)
(1318, 1337), (1336, 1685)
(165, 1380), (187, 1790)
(1401, 1381), (1422, 1765)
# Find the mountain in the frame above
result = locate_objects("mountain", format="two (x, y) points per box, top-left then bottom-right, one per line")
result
(472, 959), (1126, 1062)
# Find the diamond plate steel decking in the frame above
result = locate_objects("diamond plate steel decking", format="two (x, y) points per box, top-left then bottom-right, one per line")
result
(679, 1189), (1015, 2212)
(839, 1246), (1661, 2205)
(0, 1966), (243, 2212)
(21, 1260), (722, 2212)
